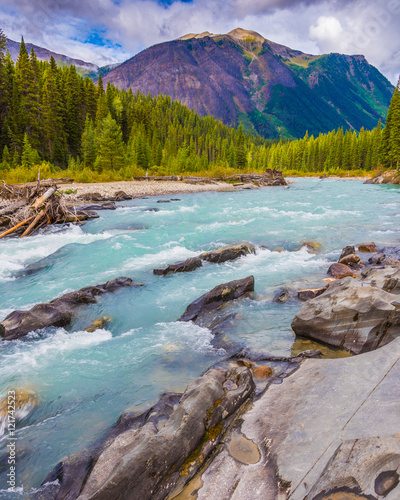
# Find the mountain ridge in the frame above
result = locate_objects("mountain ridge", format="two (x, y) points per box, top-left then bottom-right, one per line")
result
(5, 37), (98, 74)
(103, 28), (394, 139)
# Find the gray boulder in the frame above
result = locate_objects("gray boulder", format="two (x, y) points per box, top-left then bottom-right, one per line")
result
(178, 276), (255, 324)
(153, 256), (203, 276)
(181, 338), (400, 499)
(0, 277), (136, 341)
(291, 273), (400, 354)
(39, 367), (254, 500)
(200, 243), (255, 264)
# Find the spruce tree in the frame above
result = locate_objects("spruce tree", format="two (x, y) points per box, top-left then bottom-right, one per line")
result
(95, 114), (125, 171)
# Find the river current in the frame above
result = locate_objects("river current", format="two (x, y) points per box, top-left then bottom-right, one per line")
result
(0, 178), (399, 496)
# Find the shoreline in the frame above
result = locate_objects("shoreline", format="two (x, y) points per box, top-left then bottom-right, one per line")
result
(60, 179), (238, 201)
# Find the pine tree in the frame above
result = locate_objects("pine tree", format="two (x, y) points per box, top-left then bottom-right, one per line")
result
(95, 114), (125, 171)
(389, 83), (400, 169)
(21, 133), (40, 167)
(81, 117), (97, 168)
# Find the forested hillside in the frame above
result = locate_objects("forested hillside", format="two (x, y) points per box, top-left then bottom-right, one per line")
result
(0, 31), (271, 181)
(0, 29), (398, 183)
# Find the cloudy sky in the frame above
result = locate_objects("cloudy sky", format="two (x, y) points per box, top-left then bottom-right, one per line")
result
(0, 0), (399, 83)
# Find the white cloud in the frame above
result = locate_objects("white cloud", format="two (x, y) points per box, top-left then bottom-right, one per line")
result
(0, 0), (399, 83)
(309, 16), (343, 43)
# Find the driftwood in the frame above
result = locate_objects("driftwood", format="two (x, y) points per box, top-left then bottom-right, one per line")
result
(0, 179), (95, 238)
(0, 217), (35, 239)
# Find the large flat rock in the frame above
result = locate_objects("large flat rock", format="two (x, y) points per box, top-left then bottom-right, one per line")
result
(291, 270), (400, 354)
(184, 338), (400, 499)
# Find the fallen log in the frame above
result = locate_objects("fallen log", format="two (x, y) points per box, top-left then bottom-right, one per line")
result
(31, 187), (57, 210)
(20, 210), (46, 238)
(0, 216), (34, 239)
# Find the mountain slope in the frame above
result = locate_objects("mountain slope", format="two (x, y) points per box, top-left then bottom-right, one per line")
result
(6, 38), (97, 74)
(103, 28), (394, 138)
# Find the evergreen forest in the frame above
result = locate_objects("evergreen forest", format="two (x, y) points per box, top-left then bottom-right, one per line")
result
(0, 30), (399, 183)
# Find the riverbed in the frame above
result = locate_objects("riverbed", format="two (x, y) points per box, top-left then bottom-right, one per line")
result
(0, 178), (399, 496)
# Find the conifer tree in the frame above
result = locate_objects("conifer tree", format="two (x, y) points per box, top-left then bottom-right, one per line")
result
(95, 114), (125, 171)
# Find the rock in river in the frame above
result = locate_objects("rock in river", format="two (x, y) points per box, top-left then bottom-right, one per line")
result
(39, 366), (254, 500)
(0, 277), (137, 341)
(327, 262), (355, 279)
(200, 243), (255, 264)
(178, 276), (255, 325)
(154, 256), (203, 276)
(183, 338), (400, 499)
(291, 270), (400, 354)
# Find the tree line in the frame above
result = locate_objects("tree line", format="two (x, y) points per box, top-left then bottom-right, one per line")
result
(266, 83), (399, 174)
(0, 30), (399, 182)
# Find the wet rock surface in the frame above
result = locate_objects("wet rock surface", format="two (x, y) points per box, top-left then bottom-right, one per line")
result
(178, 276), (255, 325)
(153, 244), (256, 276)
(0, 277), (137, 341)
(153, 256), (203, 276)
(200, 243), (256, 264)
(181, 338), (400, 500)
(327, 262), (355, 279)
(292, 267), (400, 354)
(38, 367), (254, 500)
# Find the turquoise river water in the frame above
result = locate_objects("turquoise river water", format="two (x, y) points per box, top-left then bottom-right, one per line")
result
(0, 178), (399, 497)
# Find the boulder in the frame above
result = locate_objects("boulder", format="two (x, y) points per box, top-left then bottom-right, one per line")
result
(297, 287), (326, 301)
(178, 276), (255, 324)
(39, 367), (254, 500)
(368, 252), (386, 265)
(113, 190), (132, 201)
(0, 277), (136, 341)
(338, 253), (360, 266)
(272, 287), (291, 303)
(186, 338), (400, 499)
(358, 242), (378, 253)
(200, 243), (255, 264)
(291, 276), (400, 354)
(327, 262), (354, 279)
(360, 266), (400, 295)
(339, 245), (356, 260)
(153, 256), (203, 276)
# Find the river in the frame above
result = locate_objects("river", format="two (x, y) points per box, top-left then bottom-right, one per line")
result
(0, 178), (399, 496)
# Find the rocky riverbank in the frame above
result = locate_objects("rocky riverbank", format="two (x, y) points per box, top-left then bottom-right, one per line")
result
(27, 240), (400, 499)
(364, 169), (400, 185)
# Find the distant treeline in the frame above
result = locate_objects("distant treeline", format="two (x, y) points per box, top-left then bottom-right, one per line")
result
(267, 82), (399, 173)
(0, 31), (399, 182)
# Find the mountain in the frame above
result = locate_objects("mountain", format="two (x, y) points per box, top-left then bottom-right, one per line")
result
(103, 28), (394, 139)
(5, 38), (98, 74)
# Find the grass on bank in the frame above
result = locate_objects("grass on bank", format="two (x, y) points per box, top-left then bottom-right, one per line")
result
(0, 162), (377, 185)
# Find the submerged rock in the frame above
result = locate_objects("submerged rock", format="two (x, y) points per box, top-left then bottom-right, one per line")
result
(0, 388), (38, 436)
(153, 256), (203, 276)
(178, 276), (255, 324)
(39, 367), (254, 500)
(291, 273), (400, 354)
(0, 277), (136, 341)
(85, 316), (112, 332)
(200, 243), (255, 264)
(273, 287), (292, 303)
